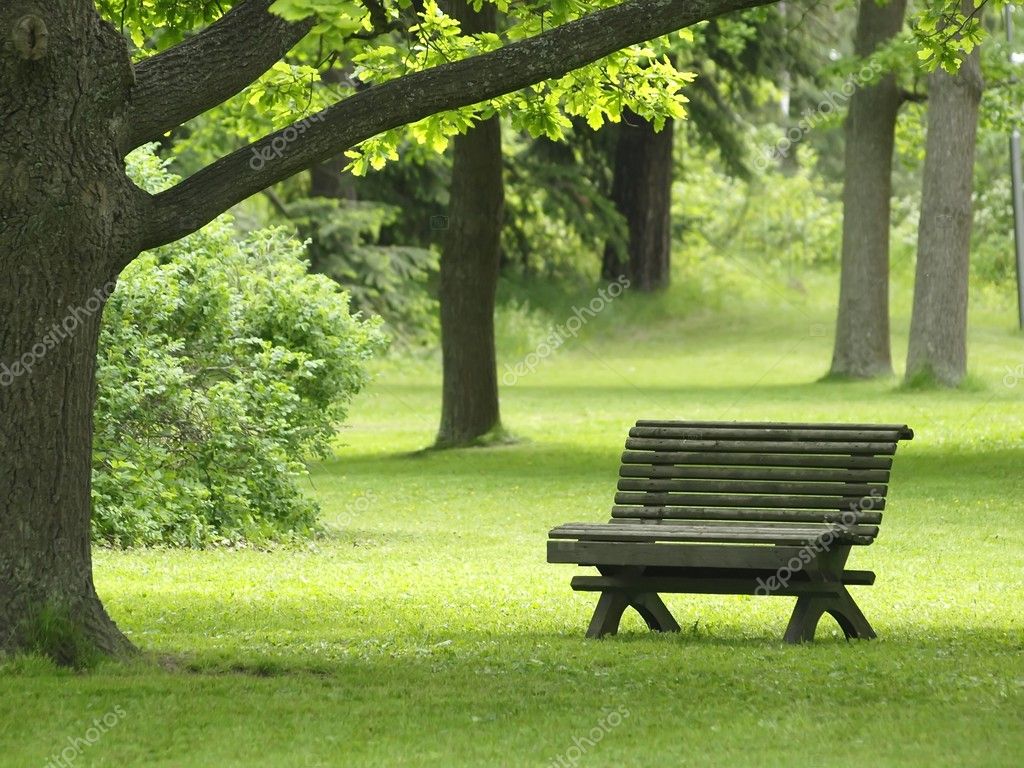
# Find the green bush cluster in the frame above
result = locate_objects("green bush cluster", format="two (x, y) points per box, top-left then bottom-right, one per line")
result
(91, 149), (386, 547)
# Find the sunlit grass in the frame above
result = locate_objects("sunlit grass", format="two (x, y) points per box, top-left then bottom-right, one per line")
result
(2, 278), (1022, 767)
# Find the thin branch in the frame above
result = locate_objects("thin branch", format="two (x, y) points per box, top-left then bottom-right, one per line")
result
(898, 88), (928, 103)
(137, 0), (777, 254)
(124, 0), (315, 152)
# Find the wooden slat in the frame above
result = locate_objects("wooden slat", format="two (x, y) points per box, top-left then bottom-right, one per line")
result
(635, 420), (914, 441)
(570, 575), (843, 597)
(629, 426), (903, 442)
(613, 491), (885, 511)
(550, 522), (877, 546)
(555, 521), (879, 537)
(624, 438), (897, 455)
(573, 566), (873, 583)
(610, 506), (883, 525)
(620, 451), (895, 469)
(618, 464), (892, 483)
(616, 478), (887, 496)
(548, 540), (818, 569)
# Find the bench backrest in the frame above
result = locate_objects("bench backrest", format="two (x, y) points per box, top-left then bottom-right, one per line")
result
(614, 420), (914, 526)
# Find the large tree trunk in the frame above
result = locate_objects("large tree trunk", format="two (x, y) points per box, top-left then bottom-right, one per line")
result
(829, 0), (908, 379)
(435, 1), (505, 447)
(602, 109), (674, 291)
(0, 1), (137, 660)
(905, 35), (984, 387)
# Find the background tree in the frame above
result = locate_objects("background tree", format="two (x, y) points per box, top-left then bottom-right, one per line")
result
(601, 108), (676, 289)
(906, 4), (985, 386)
(601, 6), (817, 289)
(436, 0), (505, 446)
(829, 0), (909, 379)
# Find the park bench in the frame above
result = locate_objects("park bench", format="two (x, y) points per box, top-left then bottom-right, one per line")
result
(547, 420), (914, 643)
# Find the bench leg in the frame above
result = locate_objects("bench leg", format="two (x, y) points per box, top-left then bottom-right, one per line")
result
(586, 591), (630, 638)
(783, 588), (876, 644)
(585, 591), (679, 638)
(630, 592), (681, 634)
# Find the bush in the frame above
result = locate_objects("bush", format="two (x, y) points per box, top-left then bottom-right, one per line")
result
(91, 149), (386, 547)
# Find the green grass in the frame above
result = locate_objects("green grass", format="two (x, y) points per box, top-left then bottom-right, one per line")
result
(3, 282), (1023, 767)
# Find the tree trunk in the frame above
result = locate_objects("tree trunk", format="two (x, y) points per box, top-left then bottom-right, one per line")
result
(435, 1), (505, 447)
(602, 109), (674, 291)
(905, 36), (984, 387)
(829, 0), (908, 379)
(0, 1), (138, 661)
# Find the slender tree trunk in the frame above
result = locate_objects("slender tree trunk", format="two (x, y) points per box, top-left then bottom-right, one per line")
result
(829, 0), (908, 379)
(601, 109), (674, 291)
(0, 1), (137, 660)
(905, 34), (984, 387)
(435, 1), (504, 447)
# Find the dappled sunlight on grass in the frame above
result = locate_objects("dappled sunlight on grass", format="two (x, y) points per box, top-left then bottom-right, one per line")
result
(2, 300), (1022, 766)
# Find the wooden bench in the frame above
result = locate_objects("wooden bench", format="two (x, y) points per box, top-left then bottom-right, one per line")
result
(548, 420), (914, 643)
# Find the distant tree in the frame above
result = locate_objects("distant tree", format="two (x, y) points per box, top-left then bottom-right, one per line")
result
(829, 0), (909, 379)
(602, 6), (815, 290)
(906, 9), (984, 386)
(601, 108), (675, 289)
(436, 0), (505, 447)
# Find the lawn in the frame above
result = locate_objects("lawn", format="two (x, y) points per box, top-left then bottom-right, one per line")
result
(2, 285), (1022, 767)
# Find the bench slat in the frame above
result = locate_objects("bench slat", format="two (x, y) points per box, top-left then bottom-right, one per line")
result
(616, 478), (887, 496)
(569, 571), (874, 596)
(620, 451), (895, 469)
(551, 522), (877, 545)
(570, 576), (837, 597)
(618, 464), (892, 483)
(549, 540), (828, 569)
(614, 491), (885, 511)
(610, 506), (883, 524)
(629, 426), (904, 442)
(624, 438), (897, 455)
(635, 419), (914, 440)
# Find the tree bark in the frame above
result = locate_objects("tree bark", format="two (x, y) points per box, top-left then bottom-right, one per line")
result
(905, 32), (984, 387)
(436, 0), (504, 447)
(828, 0), (908, 379)
(601, 110), (674, 291)
(0, 0), (138, 661)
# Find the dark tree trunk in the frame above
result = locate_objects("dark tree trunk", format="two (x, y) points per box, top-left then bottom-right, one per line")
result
(829, 0), (908, 379)
(0, 1), (138, 660)
(905, 33), (983, 387)
(435, 1), (505, 447)
(601, 109), (674, 291)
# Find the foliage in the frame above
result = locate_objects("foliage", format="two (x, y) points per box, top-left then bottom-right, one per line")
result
(281, 196), (440, 344)
(676, 142), (843, 277)
(502, 129), (626, 278)
(91, 148), (386, 547)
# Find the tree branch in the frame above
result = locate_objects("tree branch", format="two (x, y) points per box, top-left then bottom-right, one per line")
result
(124, 0), (315, 152)
(139, 0), (777, 253)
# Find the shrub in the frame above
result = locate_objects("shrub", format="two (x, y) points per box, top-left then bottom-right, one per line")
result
(91, 148), (386, 547)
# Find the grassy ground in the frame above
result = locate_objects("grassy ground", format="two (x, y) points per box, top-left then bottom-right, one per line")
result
(2, 281), (1023, 767)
